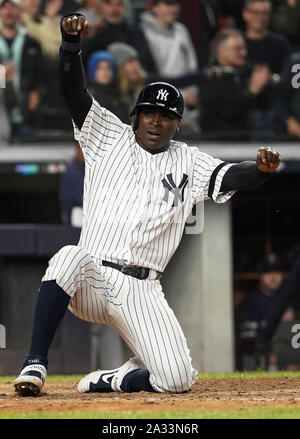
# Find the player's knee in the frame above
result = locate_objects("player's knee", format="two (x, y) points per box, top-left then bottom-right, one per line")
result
(168, 375), (193, 393)
(52, 245), (93, 271)
(151, 364), (194, 393)
(43, 245), (94, 294)
(155, 378), (192, 394)
(60, 245), (91, 261)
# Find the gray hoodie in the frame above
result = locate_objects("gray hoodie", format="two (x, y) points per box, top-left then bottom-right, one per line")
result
(140, 11), (198, 78)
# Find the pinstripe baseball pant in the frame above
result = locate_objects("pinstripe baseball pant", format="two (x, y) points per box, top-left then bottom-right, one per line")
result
(42, 245), (197, 393)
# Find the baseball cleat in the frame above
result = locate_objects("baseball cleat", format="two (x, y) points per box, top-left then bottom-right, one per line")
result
(77, 368), (119, 393)
(111, 357), (145, 392)
(14, 364), (47, 396)
(77, 357), (145, 393)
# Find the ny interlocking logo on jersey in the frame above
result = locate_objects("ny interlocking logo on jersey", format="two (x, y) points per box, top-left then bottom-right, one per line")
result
(156, 89), (169, 101)
(162, 173), (189, 207)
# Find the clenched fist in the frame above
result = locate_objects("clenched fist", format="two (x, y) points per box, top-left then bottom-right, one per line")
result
(61, 13), (88, 40)
(256, 147), (280, 173)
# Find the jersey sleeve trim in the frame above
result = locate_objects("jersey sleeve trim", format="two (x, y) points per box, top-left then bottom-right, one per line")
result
(210, 162), (236, 203)
(208, 162), (230, 199)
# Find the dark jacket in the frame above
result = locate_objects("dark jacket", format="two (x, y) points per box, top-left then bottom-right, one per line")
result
(256, 254), (300, 348)
(239, 287), (283, 326)
(271, 1), (300, 50)
(81, 20), (157, 74)
(274, 51), (300, 136)
(87, 81), (130, 124)
(244, 31), (291, 75)
(20, 34), (43, 115)
(146, 64), (258, 140)
(198, 64), (256, 140)
(236, 283), (285, 357)
(0, 33), (43, 118)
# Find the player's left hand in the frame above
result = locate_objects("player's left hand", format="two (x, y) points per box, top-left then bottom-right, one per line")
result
(256, 147), (280, 173)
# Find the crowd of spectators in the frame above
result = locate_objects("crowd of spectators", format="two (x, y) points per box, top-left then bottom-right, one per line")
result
(1, 0), (300, 143)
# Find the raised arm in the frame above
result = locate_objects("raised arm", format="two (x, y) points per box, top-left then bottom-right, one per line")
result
(58, 13), (92, 130)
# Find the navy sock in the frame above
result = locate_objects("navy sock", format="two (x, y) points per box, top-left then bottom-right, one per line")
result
(120, 368), (155, 393)
(26, 280), (70, 362)
(22, 354), (48, 370)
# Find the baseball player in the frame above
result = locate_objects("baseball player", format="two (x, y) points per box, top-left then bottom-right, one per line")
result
(14, 14), (280, 396)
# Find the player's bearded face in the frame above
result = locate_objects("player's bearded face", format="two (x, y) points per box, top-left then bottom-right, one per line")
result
(136, 107), (180, 154)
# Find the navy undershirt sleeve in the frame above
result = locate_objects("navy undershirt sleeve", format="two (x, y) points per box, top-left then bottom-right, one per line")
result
(221, 161), (271, 192)
(58, 48), (92, 131)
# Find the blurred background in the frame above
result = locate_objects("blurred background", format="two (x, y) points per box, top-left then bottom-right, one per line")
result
(1, 0), (300, 375)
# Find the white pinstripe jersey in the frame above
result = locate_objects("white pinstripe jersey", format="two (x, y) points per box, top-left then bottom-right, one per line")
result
(73, 98), (235, 272)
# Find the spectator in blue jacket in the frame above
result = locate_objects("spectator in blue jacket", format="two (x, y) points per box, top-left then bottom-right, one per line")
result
(87, 50), (130, 123)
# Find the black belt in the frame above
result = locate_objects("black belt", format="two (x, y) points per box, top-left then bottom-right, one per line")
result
(102, 260), (162, 280)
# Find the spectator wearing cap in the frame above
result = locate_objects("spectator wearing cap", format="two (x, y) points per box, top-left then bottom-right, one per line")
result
(236, 252), (286, 370)
(81, 0), (156, 74)
(254, 252), (300, 370)
(87, 49), (129, 123)
(107, 42), (147, 115)
(0, 0), (43, 139)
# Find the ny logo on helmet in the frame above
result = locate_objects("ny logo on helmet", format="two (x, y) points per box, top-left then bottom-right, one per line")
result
(157, 89), (169, 101)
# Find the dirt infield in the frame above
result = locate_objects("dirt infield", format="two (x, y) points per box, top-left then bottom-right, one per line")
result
(1, 377), (300, 415)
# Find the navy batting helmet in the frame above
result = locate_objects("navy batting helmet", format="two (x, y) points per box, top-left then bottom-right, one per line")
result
(130, 82), (184, 129)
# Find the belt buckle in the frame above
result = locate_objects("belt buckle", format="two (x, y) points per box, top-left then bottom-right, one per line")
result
(121, 265), (134, 276)
(121, 265), (148, 279)
(121, 265), (139, 278)
(140, 267), (148, 279)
